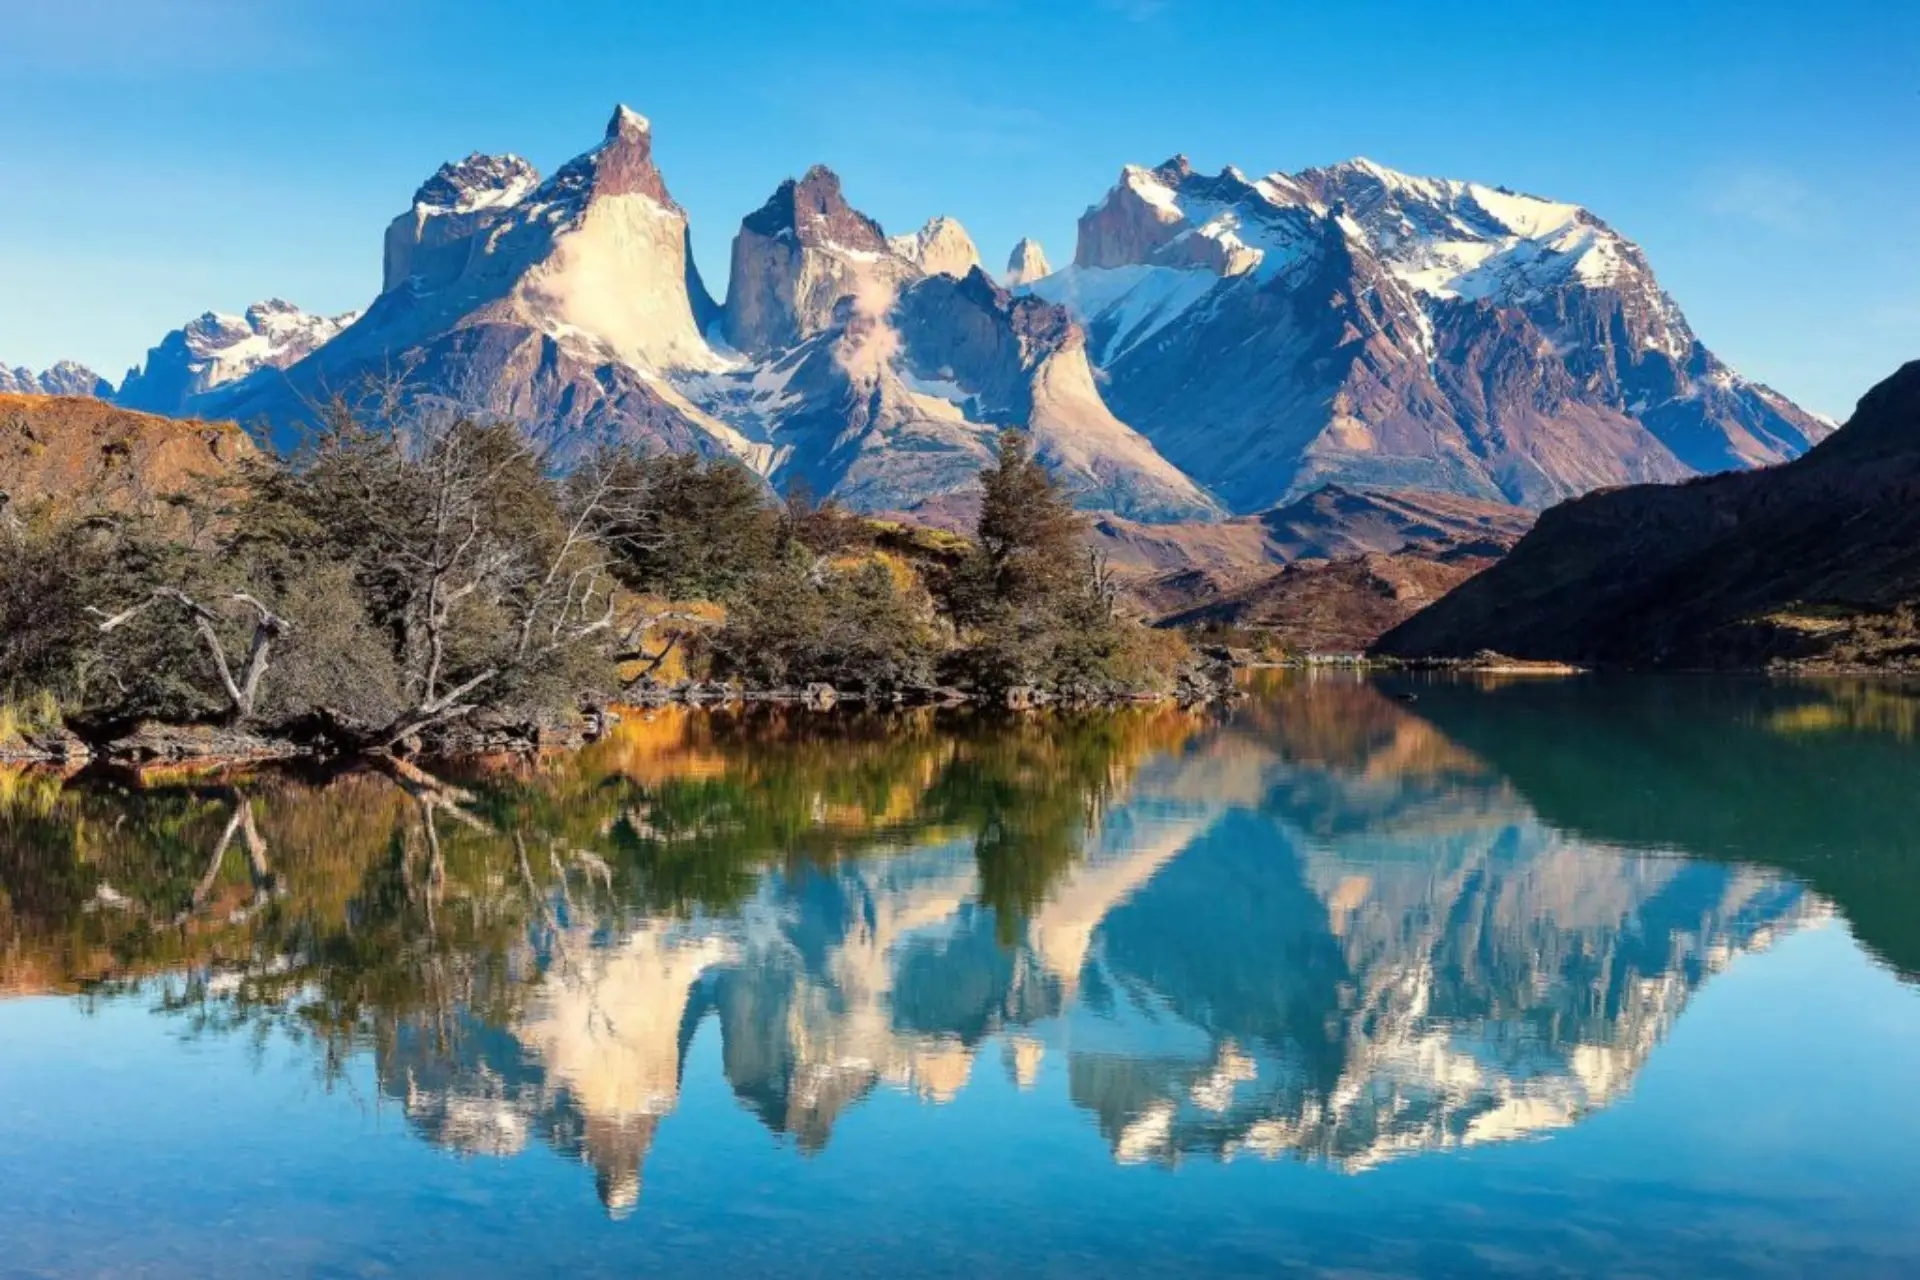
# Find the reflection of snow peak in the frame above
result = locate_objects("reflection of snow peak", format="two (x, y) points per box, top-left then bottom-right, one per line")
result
(518, 923), (733, 1121)
(377, 713), (1824, 1204)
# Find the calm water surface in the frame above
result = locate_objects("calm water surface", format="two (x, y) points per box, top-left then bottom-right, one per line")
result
(2, 675), (1919, 1277)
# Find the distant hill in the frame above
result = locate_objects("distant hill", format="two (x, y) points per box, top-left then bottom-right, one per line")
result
(1092, 484), (1531, 579)
(1376, 360), (1920, 670)
(1158, 548), (1505, 654)
(1081, 485), (1530, 644)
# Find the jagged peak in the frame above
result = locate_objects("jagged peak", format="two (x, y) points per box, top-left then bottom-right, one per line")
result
(740, 164), (887, 252)
(1005, 237), (1052, 286)
(1152, 154), (1194, 183)
(412, 152), (541, 215)
(0, 360), (112, 398)
(608, 103), (651, 139)
(539, 104), (679, 211)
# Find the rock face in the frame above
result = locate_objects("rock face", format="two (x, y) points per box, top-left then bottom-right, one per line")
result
(382, 152), (540, 295)
(0, 362), (110, 398)
(723, 165), (918, 357)
(116, 300), (358, 416)
(1004, 237), (1052, 286)
(889, 216), (983, 279)
(1376, 359), (1920, 669)
(1031, 156), (1828, 513)
(758, 266), (1220, 519)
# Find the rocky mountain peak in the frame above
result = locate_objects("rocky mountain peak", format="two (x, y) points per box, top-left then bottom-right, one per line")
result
(387, 152), (543, 294)
(724, 166), (911, 355)
(1152, 154), (1194, 183)
(412, 152), (540, 215)
(544, 103), (678, 208)
(1073, 155), (1317, 278)
(889, 216), (981, 278)
(1005, 237), (1052, 285)
(741, 164), (889, 253)
(116, 300), (357, 415)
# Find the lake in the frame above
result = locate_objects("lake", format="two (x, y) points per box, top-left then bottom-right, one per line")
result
(2, 674), (1918, 1277)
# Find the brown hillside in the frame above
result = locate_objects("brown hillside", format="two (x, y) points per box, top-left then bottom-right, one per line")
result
(1160, 549), (1502, 655)
(1093, 484), (1531, 578)
(0, 393), (256, 519)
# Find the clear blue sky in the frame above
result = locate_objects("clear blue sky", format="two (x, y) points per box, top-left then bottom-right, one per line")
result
(1, 0), (1913, 418)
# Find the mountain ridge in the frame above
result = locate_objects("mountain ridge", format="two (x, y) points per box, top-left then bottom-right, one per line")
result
(28, 106), (1829, 529)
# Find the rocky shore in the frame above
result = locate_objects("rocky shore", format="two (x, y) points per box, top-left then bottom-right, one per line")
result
(0, 659), (1244, 766)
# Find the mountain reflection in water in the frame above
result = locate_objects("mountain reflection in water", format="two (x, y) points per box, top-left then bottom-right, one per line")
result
(1, 674), (1914, 1224)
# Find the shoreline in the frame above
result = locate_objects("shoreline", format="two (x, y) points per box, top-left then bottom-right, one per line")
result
(7, 661), (1916, 767)
(0, 673), (1240, 767)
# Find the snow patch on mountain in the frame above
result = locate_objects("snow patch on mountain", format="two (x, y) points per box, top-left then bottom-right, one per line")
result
(1027, 265), (1218, 364)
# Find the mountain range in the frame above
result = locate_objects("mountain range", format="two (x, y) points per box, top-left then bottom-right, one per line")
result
(9, 105), (1830, 524)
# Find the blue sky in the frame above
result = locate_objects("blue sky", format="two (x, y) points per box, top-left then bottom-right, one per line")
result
(0, 0), (1913, 417)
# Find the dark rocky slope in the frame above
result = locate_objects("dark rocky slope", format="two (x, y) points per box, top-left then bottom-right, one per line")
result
(1376, 361), (1920, 669)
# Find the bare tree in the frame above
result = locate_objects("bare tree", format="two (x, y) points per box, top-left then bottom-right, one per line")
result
(90, 588), (292, 723)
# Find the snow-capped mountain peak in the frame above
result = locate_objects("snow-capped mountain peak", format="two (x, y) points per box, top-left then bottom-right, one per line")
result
(412, 152), (541, 217)
(1004, 237), (1052, 286)
(1033, 148), (1828, 513)
(1078, 157), (1320, 281)
(110, 108), (1829, 530)
(543, 103), (679, 210)
(116, 300), (358, 415)
(0, 360), (111, 398)
(1279, 158), (1642, 305)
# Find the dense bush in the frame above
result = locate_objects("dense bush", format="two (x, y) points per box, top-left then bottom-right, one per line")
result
(711, 549), (943, 693)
